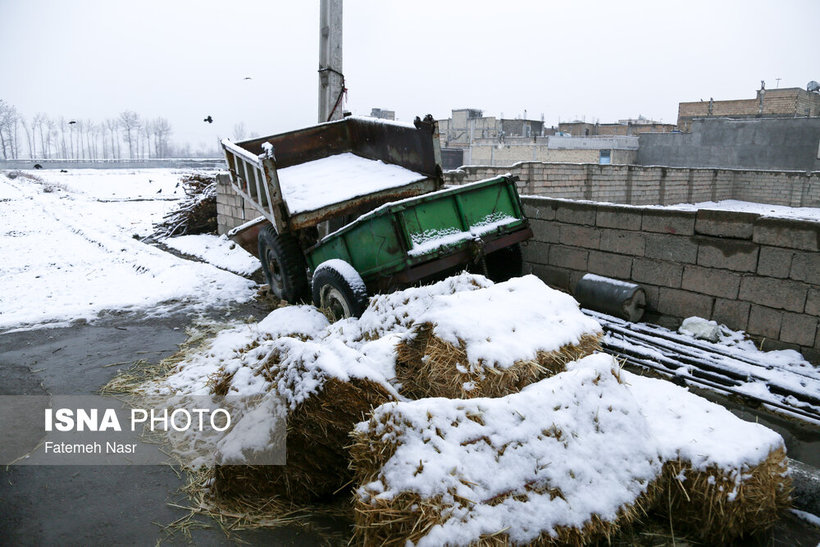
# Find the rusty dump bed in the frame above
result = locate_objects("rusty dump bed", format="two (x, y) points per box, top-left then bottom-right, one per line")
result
(221, 116), (442, 234)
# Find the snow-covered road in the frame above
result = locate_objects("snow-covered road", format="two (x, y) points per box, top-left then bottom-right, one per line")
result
(0, 169), (257, 331)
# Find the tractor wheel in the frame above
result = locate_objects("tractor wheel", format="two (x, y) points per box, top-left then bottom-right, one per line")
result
(258, 225), (309, 303)
(311, 260), (369, 320)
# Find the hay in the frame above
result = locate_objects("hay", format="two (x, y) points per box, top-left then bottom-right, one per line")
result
(153, 173), (217, 238)
(659, 447), (791, 544)
(396, 322), (601, 399)
(214, 376), (393, 503)
(351, 355), (663, 546)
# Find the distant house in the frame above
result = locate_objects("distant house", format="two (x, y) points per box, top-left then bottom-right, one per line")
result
(677, 85), (820, 132)
(638, 84), (820, 171)
(437, 109), (637, 169)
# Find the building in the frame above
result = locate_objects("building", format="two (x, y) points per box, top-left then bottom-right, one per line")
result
(558, 116), (676, 137)
(677, 84), (820, 132)
(438, 109), (638, 169)
(369, 108), (395, 120)
(638, 83), (820, 170)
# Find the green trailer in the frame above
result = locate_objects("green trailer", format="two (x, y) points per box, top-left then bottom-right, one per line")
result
(221, 116), (532, 318)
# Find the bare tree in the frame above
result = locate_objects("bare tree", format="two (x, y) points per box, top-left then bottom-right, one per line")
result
(233, 122), (247, 141)
(152, 117), (172, 158)
(21, 118), (34, 158)
(0, 99), (20, 160)
(119, 110), (139, 159)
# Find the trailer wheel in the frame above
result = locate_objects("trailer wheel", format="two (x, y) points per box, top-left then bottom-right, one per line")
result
(258, 225), (309, 303)
(484, 243), (523, 282)
(311, 260), (368, 320)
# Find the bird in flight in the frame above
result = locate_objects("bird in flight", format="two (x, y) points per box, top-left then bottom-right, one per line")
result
(243, 76), (252, 80)
(204, 115), (213, 123)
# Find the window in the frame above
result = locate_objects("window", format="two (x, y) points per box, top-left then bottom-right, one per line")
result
(599, 150), (612, 165)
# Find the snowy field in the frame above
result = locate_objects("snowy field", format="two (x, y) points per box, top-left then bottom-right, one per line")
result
(0, 169), (258, 332)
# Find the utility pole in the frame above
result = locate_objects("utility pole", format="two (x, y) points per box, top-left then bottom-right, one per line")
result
(318, 0), (344, 123)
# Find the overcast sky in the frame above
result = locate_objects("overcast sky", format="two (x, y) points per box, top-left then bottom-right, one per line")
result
(1, 0), (817, 150)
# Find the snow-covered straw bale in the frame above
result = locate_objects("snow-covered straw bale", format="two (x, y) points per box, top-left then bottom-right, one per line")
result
(626, 370), (791, 543)
(350, 354), (663, 546)
(395, 275), (602, 399)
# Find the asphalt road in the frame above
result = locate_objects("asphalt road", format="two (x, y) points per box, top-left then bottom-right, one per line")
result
(0, 304), (341, 546)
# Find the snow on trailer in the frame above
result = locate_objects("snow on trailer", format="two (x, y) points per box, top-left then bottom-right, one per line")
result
(221, 116), (532, 317)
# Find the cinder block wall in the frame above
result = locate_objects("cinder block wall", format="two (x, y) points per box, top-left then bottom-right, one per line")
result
(521, 196), (820, 363)
(216, 174), (260, 234)
(445, 163), (820, 208)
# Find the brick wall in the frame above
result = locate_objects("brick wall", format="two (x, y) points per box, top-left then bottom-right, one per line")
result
(444, 163), (820, 208)
(521, 196), (820, 363)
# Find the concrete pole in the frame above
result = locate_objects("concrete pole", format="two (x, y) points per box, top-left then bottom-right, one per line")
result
(318, 0), (344, 123)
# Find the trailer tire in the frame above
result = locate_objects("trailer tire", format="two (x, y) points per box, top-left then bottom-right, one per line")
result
(258, 225), (309, 303)
(484, 243), (523, 282)
(311, 260), (368, 320)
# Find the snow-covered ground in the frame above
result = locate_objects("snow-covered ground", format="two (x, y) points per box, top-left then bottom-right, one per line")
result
(0, 169), (258, 332)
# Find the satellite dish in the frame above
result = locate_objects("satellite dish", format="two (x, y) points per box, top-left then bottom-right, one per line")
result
(807, 81), (820, 93)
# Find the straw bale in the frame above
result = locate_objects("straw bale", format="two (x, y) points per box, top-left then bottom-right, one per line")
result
(214, 376), (393, 503)
(659, 447), (791, 544)
(351, 355), (662, 545)
(396, 322), (601, 399)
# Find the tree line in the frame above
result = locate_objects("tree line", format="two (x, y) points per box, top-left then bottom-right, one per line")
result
(0, 99), (210, 161)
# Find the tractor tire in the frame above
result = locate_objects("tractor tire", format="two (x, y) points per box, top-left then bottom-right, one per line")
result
(484, 243), (523, 283)
(311, 260), (369, 320)
(258, 225), (309, 303)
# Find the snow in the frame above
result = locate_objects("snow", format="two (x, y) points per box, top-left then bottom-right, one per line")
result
(679, 316), (721, 343)
(677, 199), (820, 222)
(595, 312), (820, 420)
(356, 353), (785, 545)
(416, 275), (602, 369)
(313, 258), (366, 297)
(408, 214), (519, 257)
(162, 234), (260, 276)
(276, 152), (428, 214)
(0, 169), (257, 331)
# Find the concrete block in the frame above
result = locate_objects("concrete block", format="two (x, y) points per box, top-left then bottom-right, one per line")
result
(645, 233), (698, 263)
(595, 204), (642, 231)
(712, 299), (750, 331)
(632, 258), (683, 288)
(555, 202), (596, 226)
(780, 312), (818, 347)
(549, 245), (588, 271)
(682, 265), (741, 298)
(747, 304), (782, 340)
(587, 251), (633, 279)
(530, 219), (560, 244)
(695, 209), (759, 239)
(522, 198), (556, 221)
(657, 288), (714, 319)
(806, 288), (820, 316)
(531, 264), (570, 292)
(753, 218), (820, 251)
(696, 237), (758, 272)
(790, 251), (820, 285)
(757, 246), (793, 278)
(642, 209), (696, 235)
(559, 224), (601, 249)
(738, 277), (807, 313)
(521, 240), (549, 265)
(600, 229), (646, 256)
